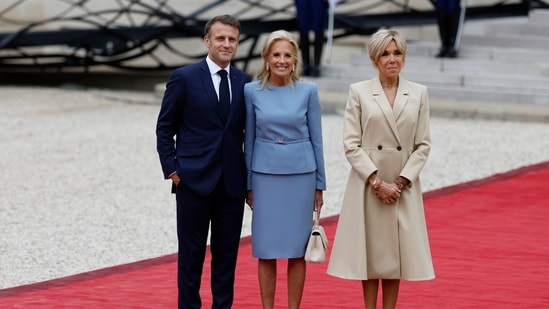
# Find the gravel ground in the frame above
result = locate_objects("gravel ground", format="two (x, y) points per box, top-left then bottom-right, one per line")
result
(1, 86), (548, 289)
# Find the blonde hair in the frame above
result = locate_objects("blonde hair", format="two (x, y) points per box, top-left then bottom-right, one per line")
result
(367, 29), (407, 69)
(256, 30), (301, 89)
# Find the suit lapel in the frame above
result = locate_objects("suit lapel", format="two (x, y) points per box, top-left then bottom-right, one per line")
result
(199, 60), (226, 123)
(226, 68), (242, 123)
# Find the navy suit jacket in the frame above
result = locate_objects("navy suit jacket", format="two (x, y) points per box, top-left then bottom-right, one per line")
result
(156, 59), (251, 198)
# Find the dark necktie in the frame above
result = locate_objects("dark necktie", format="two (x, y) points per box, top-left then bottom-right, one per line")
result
(218, 70), (230, 120)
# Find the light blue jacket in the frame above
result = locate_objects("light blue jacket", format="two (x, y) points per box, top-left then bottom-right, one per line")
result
(244, 80), (327, 191)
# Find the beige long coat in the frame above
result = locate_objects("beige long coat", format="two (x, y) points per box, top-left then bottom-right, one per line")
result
(327, 77), (435, 281)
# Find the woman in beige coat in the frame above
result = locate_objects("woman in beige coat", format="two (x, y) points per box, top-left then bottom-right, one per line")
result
(327, 29), (435, 308)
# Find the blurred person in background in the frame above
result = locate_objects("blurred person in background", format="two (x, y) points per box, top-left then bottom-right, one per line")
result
(435, 0), (462, 58)
(295, 0), (329, 76)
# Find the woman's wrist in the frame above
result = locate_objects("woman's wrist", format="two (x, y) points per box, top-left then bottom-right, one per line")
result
(372, 177), (382, 192)
(368, 172), (378, 187)
(395, 176), (409, 189)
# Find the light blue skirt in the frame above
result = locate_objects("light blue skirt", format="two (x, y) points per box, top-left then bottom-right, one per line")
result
(251, 171), (316, 259)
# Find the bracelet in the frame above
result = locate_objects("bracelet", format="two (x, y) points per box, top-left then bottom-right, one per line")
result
(374, 179), (382, 191)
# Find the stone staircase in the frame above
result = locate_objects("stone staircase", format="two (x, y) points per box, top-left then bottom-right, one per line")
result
(314, 9), (549, 121)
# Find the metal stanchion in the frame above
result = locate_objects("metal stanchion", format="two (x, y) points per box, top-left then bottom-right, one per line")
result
(324, 0), (337, 63)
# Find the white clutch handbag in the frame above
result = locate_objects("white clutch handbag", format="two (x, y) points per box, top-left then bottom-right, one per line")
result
(304, 210), (329, 263)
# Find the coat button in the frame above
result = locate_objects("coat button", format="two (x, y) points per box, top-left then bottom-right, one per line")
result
(277, 140), (284, 144)
(377, 145), (382, 150)
(397, 146), (402, 151)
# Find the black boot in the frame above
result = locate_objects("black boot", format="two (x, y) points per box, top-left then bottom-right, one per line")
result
(300, 32), (311, 76)
(446, 10), (461, 58)
(311, 31), (324, 77)
(435, 13), (449, 58)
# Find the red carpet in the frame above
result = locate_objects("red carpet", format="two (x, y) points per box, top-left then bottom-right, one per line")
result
(2, 162), (549, 308)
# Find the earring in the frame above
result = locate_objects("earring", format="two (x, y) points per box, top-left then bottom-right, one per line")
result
(292, 64), (295, 72)
(265, 63), (269, 71)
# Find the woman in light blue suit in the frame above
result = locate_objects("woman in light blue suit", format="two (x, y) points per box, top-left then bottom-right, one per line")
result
(244, 30), (326, 309)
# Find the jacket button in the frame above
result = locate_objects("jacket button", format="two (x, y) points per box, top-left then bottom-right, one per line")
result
(277, 140), (284, 144)
(377, 145), (382, 150)
(397, 146), (402, 151)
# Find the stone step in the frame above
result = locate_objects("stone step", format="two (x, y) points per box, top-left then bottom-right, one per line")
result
(427, 85), (549, 106)
(314, 79), (549, 105)
(481, 9), (549, 37)
(459, 10), (549, 49)
(347, 53), (549, 77)
(484, 22), (549, 37)
(407, 41), (549, 63)
(314, 60), (549, 105)
(460, 33), (549, 49)
(324, 12), (549, 107)
(319, 60), (549, 91)
(317, 90), (549, 122)
(528, 9), (549, 25)
(318, 66), (462, 88)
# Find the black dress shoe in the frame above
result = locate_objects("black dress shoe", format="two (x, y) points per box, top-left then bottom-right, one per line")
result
(435, 47), (448, 58)
(445, 47), (458, 58)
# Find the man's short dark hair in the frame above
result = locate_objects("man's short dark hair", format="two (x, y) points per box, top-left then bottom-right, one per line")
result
(204, 15), (241, 38)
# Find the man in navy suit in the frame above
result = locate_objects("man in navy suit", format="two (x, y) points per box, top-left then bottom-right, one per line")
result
(156, 14), (251, 309)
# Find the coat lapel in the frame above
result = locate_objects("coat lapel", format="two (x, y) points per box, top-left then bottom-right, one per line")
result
(371, 78), (410, 144)
(372, 79), (399, 139)
(392, 80), (410, 120)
